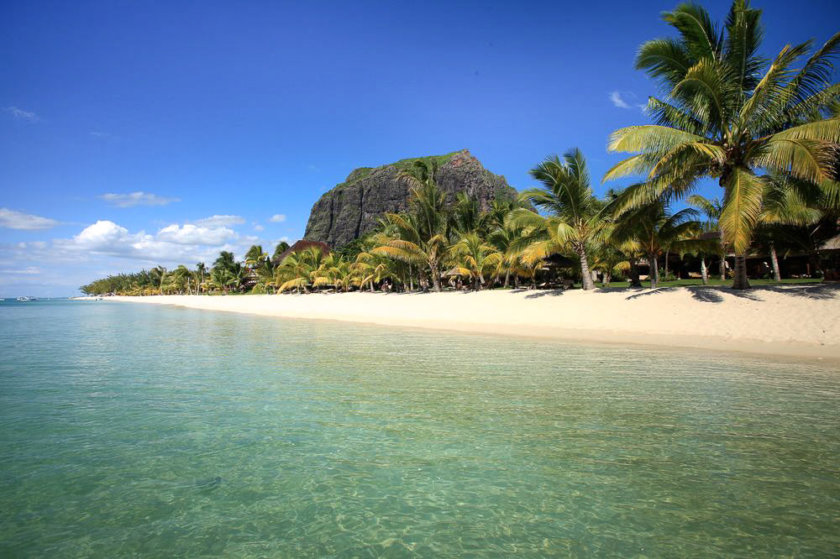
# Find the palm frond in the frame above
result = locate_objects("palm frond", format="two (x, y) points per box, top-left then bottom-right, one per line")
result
(720, 167), (764, 253)
(754, 137), (835, 184)
(608, 125), (705, 154)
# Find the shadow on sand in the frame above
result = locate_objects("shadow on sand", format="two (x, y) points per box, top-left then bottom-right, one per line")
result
(524, 289), (567, 299)
(622, 282), (840, 303)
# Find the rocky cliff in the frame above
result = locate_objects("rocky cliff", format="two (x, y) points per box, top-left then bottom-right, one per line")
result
(304, 149), (516, 248)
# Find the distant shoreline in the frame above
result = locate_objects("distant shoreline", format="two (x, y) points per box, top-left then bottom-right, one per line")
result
(103, 286), (840, 362)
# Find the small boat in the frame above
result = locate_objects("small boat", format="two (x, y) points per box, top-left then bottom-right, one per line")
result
(16, 296), (35, 302)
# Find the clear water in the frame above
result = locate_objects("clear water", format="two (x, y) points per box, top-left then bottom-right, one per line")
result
(1, 299), (838, 557)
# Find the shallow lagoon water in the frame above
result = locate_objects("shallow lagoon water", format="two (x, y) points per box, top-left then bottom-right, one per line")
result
(1, 299), (838, 556)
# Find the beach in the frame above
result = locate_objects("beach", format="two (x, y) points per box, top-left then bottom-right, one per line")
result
(110, 284), (840, 361)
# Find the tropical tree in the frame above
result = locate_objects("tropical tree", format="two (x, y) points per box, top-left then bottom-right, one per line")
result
(353, 249), (394, 292)
(688, 195), (728, 281)
(274, 246), (325, 293)
(373, 165), (453, 292)
(173, 265), (193, 294)
(518, 148), (603, 290)
(610, 201), (701, 289)
(211, 251), (241, 293)
(447, 232), (502, 290)
(194, 262), (207, 293)
(487, 212), (531, 288)
(272, 241), (291, 262)
(757, 174), (823, 280)
(605, 0), (840, 288)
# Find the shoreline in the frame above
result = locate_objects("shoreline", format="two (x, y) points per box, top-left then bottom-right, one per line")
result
(104, 285), (840, 362)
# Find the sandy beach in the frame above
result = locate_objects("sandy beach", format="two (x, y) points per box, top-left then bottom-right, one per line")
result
(108, 284), (840, 361)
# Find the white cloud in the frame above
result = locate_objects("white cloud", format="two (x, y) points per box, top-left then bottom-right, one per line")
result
(157, 223), (236, 245)
(100, 192), (180, 208)
(0, 216), (285, 296)
(194, 215), (245, 227)
(4, 106), (39, 122)
(51, 219), (242, 263)
(253, 224), (265, 232)
(610, 91), (631, 109)
(269, 214), (286, 223)
(0, 208), (59, 230)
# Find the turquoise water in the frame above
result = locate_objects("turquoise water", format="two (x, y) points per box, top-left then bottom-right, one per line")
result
(1, 299), (838, 557)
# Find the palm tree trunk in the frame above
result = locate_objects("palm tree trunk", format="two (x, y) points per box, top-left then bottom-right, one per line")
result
(576, 245), (595, 291)
(769, 242), (781, 282)
(408, 263), (414, 292)
(430, 262), (441, 292)
(720, 255), (726, 281)
(603, 271), (611, 287)
(700, 256), (708, 285)
(664, 250), (670, 279)
(649, 253), (659, 289)
(628, 257), (642, 288)
(732, 255), (750, 289)
(504, 269), (510, 288)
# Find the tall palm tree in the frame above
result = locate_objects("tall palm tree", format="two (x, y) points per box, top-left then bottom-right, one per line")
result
(605, 0), (840, 288)
(194, 262), (207, 293)
(487, 212), (531, 288)
(149, 266), (167, 295)
(518, 148), (602, 290)
(173, 265), (192, 294)
(374, 171), (452, 292)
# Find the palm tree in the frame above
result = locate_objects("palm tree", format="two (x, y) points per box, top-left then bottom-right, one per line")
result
(448, 232), (502, 290)
(487, 212), (530, 288)
(245, 245), (268, 268)
(149, 266), (167, 294)
(275, 246), (325, 293)
(194, 262), (207, 293)
(758, 174), (823, 281)
(353, 249), (393, 292)
(605, 1), (840, 288)
(518, 148), (602, 290)
(211, 251), (241, 293)
(688, 195), (727, 281)
(374, 168), (452, 292)
(610, 201), (701, 289)
(173, 265), (192, 294)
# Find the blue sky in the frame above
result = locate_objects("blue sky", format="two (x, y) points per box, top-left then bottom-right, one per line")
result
(1, 0), (838, 296)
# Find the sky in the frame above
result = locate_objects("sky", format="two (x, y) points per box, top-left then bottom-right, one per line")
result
(1, 0), (838, 297)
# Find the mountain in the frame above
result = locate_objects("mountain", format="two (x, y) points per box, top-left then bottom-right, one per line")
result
(303, 149), (517, 248)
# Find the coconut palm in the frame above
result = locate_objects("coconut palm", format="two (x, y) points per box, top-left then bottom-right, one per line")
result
(447, 232), (502, 290)
(605, 1), (840, 288)
(610, 200), (701, 289)
(245, 245), (269, 268)
(487, 212), (531, 288)
(275, 246), (326, 293)
(353, 249), (393, 292)
(194, 262), (207, 293)
(373, 175), (452, 292)
(688, 195), (728, 281)
(757, 174), (823, 281)
(518, 148), (602, 290)
(172, 265), (193, 294)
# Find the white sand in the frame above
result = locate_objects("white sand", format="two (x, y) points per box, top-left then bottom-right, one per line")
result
(109, 285), (840, 361)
